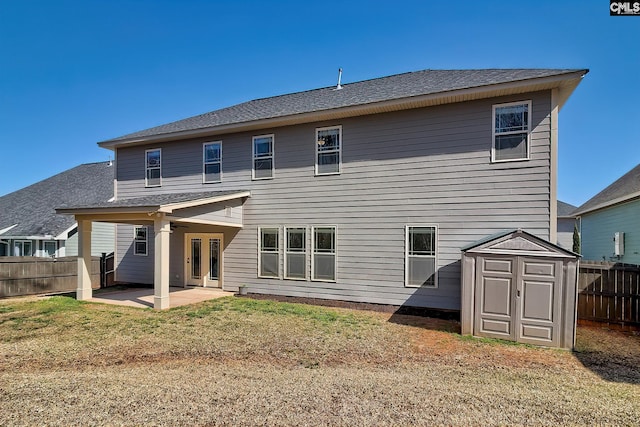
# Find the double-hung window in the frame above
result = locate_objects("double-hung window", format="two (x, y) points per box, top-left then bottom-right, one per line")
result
(492, 101), (531, 162)
(258, 227), (279, 278)
(145, 149), (162, 187)
(203, 142), (222, 183)
(253, 134), (274, 179)
(312, 226), (336, 281)
(134, 226), (148, 256)
(316, 126), (341, 175)
(405, 225), (437, 287)
(285, 227), (307, 280)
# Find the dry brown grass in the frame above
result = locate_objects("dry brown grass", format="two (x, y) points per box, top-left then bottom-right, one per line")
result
(1, 295), (639, 426)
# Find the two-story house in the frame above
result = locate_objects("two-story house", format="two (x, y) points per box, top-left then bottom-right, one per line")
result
(58, 68), (587, 310)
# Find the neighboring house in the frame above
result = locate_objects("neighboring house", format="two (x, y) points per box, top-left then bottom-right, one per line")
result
(573, 163), (640, 264)
(58, 68), (587, 309)
(557, 200), (577, 250)
(0, 162), (115, 258)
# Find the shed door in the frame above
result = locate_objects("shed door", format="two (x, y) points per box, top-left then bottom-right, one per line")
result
(516, 257), (562, 347)
(475, 256), (562, 346)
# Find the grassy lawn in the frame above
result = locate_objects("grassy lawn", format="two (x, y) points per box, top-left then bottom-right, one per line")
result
(1, 295), (639, 426)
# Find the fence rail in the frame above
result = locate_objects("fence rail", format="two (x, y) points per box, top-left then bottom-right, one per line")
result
(0, 256), (101, 298)
(578, 261), (640, 330)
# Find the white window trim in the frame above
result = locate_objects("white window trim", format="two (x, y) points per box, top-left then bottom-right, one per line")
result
(257, 226), (280, 279)
(284, 226), (308, 281)
(491, 100), (532, 163)
(14, 240), (32, 256)
(134, 226), (148, 256)
(405, 224), (438, 288)
(43, 241), (57, 258)
(315, 125), (342, 176)
(252, 134), (275, 180)
(203, 141), (223, 184)
(311, 225), (337, 282)
(145, 148), (162, 187)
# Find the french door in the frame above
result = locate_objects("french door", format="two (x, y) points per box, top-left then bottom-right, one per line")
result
(184, 233), (223, 287)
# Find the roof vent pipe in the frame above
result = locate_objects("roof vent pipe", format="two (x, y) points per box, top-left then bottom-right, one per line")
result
(335, 68), (343, 90)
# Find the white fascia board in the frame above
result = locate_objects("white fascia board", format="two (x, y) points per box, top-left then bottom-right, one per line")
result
(99, 71), (587, 149)
(54, 223), (79, 240)
(158, 191), (251, 213)
(0, 224), (18, 235)
(573, 191), (640, 216)
(56, 206), (159, 215)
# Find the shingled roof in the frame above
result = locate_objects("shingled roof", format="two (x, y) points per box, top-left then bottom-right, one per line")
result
(557, 200), (578, 218)
(0, 162), (114, 238)
(573, 163), (640, 216)
(100, 68), (587, 148)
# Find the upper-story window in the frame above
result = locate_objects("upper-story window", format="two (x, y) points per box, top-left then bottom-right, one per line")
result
(492, 101), (531, 162)
(316, 126), (341, 175)
(253, 134), (274, 180)
(145, 149), (162, 187)
(203, 142), (222, 183)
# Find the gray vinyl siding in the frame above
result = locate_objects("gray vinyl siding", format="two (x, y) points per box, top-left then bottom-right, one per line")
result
(114, 91), (553, 310)
(65, 222), (115, 257)
(115, 223), (155, 284)
(580, 198), (640, 264)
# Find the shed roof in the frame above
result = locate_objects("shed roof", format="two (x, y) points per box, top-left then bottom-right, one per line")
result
(0, 162), (114, 239)
(100, 68), (588, 148)
(573, 163), (640, 216)
(461, 229), (578, 258)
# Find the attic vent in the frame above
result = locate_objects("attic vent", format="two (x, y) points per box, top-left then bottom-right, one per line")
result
(334, 68), (343, 90)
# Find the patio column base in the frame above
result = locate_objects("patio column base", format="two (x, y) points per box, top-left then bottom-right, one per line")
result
(154, 295), (170, 310)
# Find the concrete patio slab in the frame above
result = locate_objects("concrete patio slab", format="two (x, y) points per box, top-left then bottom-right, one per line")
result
(90, 286), (234, 309)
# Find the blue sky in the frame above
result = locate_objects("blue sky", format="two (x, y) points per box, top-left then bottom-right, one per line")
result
(0, 0), (638, 207)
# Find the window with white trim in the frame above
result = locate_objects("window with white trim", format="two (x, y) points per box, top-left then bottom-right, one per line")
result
(203, 142), (222, 183)
(492, 101), (531, 162)
(14, 240), (32, 256)
(316, 126), (341, 175)
(134, 226), (148, 256)
(145, 149), (162, 187)
(285, 227), (307, 280)
(253, 134), (274, 179)
(405, 226), (437, 287)
(258, 227), (279, 278)
(312, 226), (336, 281)
(43, 241), (57, 257)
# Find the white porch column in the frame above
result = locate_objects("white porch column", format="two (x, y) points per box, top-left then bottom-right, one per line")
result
(154, 216), (171, 310)
(76, 219), (92, 300)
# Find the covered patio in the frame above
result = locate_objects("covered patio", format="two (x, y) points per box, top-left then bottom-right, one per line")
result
(57, 190), (250, 310)
(90, 286), (235, 309)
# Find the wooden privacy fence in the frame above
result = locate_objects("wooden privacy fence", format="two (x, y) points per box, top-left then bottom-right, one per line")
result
(578, 261), (640, 330)
(0, 256), (100, 298)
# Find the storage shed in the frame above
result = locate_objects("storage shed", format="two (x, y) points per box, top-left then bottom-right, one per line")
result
(461, 229), (579, 349)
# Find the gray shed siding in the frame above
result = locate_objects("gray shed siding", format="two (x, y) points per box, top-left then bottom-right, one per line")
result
(114, 92), (553, 310)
